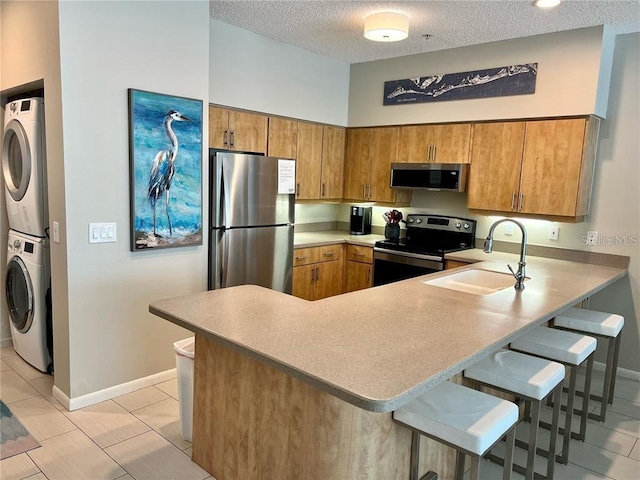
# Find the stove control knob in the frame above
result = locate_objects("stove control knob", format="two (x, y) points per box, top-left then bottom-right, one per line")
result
(13, 240), (21, 250)
(415, 218), (422, 224)
(408, 218), (414, 223)
(455, 222), (462, 229)
(463, 223), (470, 229)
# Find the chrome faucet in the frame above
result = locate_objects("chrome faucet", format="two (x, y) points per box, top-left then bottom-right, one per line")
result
(484, 219), (528, 290)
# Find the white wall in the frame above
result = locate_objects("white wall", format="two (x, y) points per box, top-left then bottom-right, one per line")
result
(349, 27), (611, 126)
(340, 32), (640, 372)
(57, 1), (209, 399)
(210, 19), (350, 126)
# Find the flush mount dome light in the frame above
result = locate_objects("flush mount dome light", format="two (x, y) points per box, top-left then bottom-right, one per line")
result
(533, 0), (562, 7)
(364, 12), (409, 42)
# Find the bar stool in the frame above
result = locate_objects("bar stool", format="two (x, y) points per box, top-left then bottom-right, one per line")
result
(510, 327), (596, 465)
(393, 381), (518, 480)
(553, 307), (624, 422)
(464, 349), (565, 480)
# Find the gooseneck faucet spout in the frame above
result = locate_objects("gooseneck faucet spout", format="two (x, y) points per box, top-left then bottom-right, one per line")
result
(484, 219), (528, 290)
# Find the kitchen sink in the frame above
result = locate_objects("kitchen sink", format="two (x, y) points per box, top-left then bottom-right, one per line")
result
(422, 269), (529, 295)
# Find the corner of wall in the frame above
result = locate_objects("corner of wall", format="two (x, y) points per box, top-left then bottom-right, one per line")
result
(594, 26), (617, 118)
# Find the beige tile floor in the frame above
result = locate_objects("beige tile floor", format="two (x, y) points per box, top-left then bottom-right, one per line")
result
(1, 345), (639, 479)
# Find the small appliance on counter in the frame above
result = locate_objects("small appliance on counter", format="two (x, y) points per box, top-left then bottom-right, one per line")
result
(349, 206), (372, 235)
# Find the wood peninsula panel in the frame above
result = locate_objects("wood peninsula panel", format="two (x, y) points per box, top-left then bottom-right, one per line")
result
(520, 118), (586, 216)
(192, 336), (412, 480)
(320, 126), (346, 199)
(296, 122), (323, 199)
(267, 117), (297, 159)
(467, 122), (525, 212)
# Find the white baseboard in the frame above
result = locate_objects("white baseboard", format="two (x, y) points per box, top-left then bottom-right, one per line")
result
(53, 368), (177, 411)
(0, 337), (13, 349)
(593, 360), (640, 382)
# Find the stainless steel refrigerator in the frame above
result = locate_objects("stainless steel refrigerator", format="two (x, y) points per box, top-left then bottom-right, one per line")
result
(208, 151), (295, 294)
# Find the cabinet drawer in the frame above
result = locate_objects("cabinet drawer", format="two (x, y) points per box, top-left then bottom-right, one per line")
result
(293, 247), (320, 266)
(345, 244), (373, 263)
(317, 244), (342, 262)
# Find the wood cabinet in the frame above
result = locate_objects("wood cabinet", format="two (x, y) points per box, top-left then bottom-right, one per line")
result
(295, 124), (345, 200)
(267, 117), (297, 158)
(209, 106), (267, 153)
(344, 245), (373, 293)
(397, 124), (472, 164)
(344, 128), (411, 203)
(468, 117), (599, 220)
(292, 245), (344, 300)
(444, 259), (472, 270)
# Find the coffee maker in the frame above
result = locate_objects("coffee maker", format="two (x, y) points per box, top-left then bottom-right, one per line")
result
(349, 206), (372, 235)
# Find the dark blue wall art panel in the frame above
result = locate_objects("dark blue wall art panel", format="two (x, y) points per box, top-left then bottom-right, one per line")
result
(383, 63), (537, 106)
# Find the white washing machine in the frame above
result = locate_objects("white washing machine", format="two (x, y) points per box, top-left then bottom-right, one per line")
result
(2, 98), (48, 238)
(6, 230), (52, 373)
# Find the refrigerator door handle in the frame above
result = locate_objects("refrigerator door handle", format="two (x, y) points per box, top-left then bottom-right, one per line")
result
(220, 230), (229, 288)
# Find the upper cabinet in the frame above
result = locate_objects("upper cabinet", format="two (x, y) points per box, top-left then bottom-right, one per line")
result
(209, 106), (267, 154)
(468, 117), (600, 220)
(295, 123), (345, 200)
(267, 117), (297, 159)
(344, 127), (411, 204)
(397, 124), (472, 164)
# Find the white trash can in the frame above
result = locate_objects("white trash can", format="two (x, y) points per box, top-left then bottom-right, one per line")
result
(174, 337), (195, 441)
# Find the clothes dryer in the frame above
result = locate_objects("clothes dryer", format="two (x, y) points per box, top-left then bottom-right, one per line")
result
(2, 98), (48, 237)
(5, 230), (52, 373)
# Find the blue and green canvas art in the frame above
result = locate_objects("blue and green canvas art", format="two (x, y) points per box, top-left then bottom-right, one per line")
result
(129, 89), (203, 251)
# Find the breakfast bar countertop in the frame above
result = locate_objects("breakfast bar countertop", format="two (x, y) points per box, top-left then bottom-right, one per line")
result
(150, 257), (626, 413)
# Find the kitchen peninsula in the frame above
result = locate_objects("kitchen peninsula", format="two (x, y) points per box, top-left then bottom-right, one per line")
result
(150, 257), (626, 480)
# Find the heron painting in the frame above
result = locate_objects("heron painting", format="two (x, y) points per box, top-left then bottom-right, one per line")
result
(128, 89), (203, 251)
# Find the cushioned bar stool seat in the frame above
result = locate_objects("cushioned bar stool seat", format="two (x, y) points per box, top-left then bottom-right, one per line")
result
(393, 381), (518, 480)
(511, 327), (596, 465)
(553, 307), (624, 422)
(465, 349), (565, 480)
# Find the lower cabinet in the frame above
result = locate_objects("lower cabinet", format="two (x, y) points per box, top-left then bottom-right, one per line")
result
(344, 245), (374, 293)
(292, 245), (344, 300)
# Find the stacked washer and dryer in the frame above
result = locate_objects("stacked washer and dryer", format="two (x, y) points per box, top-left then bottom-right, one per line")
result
(2, 97), (52, 373)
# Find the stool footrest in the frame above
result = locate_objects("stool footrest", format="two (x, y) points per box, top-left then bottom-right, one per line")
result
(486, 451), (549, 480)
(420, 473), (438, 480)
(539, 420), (584, 441)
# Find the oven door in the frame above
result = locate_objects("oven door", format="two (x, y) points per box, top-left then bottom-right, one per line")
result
(373, 248), (443, 286)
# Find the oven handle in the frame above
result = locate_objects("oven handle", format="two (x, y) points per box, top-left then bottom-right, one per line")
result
(373, 249), (444, 271)
(373, 248), (442, 263)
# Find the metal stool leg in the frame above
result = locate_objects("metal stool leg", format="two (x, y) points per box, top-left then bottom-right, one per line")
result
(578, 354), (594, 441)
(545, 383), (562, 480)
(525, 400), (540, 480)
(609, 334), (622, 404)
(589, 336), (615, 421)
(454, 451), (466, 480)
(558, 365), (577, 464)
(503, 424), (516, 480)
(410, 431), (420, 480)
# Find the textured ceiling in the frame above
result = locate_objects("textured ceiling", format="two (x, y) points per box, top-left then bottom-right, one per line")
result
(209, 0), (640, 64)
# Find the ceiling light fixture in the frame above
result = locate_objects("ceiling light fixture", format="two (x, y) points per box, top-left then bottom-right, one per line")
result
(364, 12), (409, 42)
(533, 0), (562, 8)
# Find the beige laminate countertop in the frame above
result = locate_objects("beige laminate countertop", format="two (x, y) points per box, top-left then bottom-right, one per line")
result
(294, 230), (384, 248)
(150, 257), (626, 413)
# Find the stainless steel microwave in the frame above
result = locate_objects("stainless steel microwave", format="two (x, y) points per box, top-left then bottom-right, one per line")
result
(390, 163), (468, 192)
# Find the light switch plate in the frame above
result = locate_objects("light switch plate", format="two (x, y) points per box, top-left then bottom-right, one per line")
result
(53, 221), (60, 243)
(89, 222), (117, 243)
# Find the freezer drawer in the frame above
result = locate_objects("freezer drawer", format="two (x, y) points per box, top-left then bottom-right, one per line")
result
(209, 225), (293, 294)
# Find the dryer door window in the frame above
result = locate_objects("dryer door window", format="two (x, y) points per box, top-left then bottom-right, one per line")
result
(2, 119), (32, 202)
(5, 257), (34, 333)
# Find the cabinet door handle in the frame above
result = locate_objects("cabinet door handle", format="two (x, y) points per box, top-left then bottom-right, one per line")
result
(230, 130), (235, 147)
(427, 145), (432, 161)
(368, 184), (372, 199)
(223, 130), (229, 147)
(295, 255), (308, 261)
(433, 145), (437, 161)
(354, 252), (364, 257)
(315, 267), (320, 281)
(321, 183), (326, 197)
(519, 192), (524, 212)
(311, 268), (316, 282)
(363, 184), (367, 199)
(323, 251), (335, 257)
(511, 192), (516, 211)
(296, 182), (300, 196)
(366, 267), (371, 283)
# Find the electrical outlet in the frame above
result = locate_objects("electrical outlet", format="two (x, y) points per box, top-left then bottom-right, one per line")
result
(587, 231), (598, 245)
(548, 226), (559, 241)
(504, 223), (514, 236)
